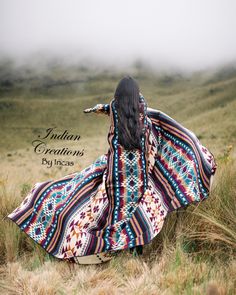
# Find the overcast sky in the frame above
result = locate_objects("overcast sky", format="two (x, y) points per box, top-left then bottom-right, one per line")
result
(1, 0), (236, 72)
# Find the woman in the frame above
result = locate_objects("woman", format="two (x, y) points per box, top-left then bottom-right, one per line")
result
(7, 76), (217, 264)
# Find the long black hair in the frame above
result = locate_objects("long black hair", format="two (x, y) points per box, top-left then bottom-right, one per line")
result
(114, 76), (144, 150)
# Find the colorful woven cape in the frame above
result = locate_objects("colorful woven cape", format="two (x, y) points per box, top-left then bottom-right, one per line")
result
(7, 93), (217, 263)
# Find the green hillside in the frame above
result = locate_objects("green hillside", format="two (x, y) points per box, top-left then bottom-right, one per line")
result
(0, 62), (235, 157)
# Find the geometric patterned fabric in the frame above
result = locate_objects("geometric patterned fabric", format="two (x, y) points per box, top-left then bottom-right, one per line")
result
(7, 93), (217, 262)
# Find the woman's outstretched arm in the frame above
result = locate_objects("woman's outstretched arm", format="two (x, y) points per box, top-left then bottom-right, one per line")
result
(83, 103), (110, 116)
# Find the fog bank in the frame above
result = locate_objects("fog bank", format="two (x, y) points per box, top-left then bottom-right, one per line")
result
(1, 0), (236, 73)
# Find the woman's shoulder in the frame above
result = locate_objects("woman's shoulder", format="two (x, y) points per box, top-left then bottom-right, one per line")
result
(146, 107), (162, 118)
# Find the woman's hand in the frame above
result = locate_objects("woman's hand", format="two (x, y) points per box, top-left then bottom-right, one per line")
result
(83, 107), (95, 113)
(83, 104), (105, 114)
(83, 104), (110, 115)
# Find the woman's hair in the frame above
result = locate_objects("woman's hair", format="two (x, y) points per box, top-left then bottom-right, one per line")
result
(114, 75), (144, 150)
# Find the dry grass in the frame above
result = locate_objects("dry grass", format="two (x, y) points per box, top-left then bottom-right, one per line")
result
(0, 246), (235, 294)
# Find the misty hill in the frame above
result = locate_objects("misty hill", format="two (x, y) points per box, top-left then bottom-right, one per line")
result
(0, 60), (235, 157)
